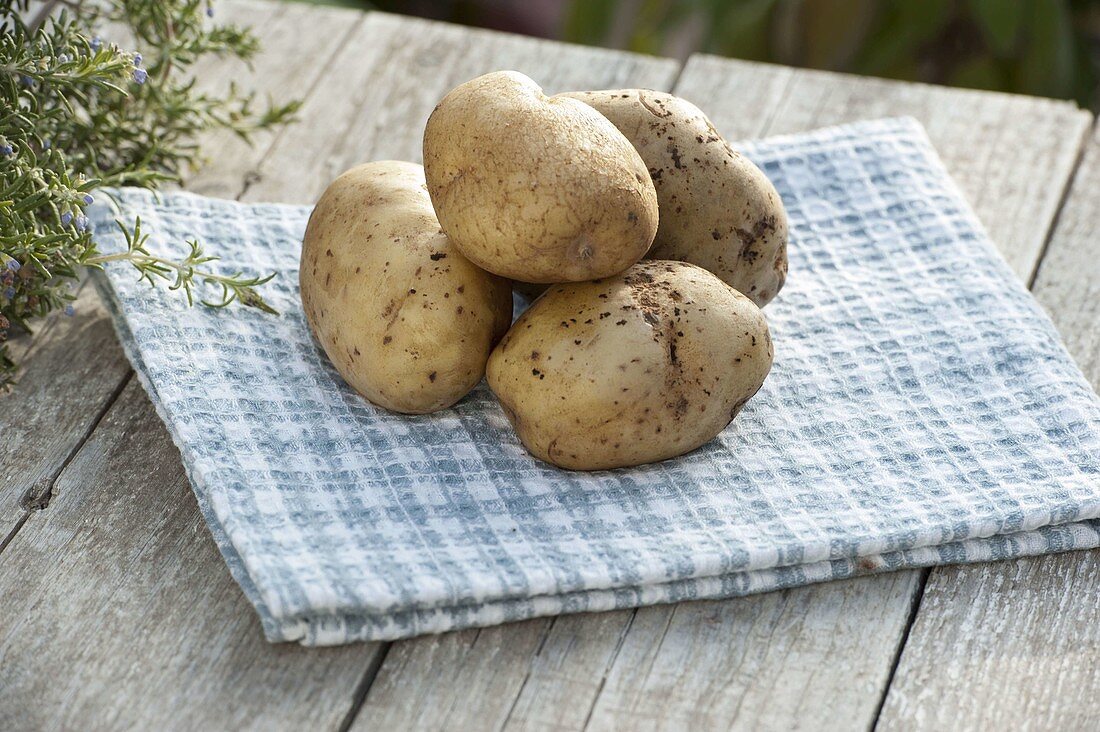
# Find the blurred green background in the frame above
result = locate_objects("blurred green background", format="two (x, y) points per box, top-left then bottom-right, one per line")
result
(307, 0), (1100, 110)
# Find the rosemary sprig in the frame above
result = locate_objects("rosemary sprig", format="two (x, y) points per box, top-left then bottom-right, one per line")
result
(0, 0), (297, 390)
(87, 218), (278, 313)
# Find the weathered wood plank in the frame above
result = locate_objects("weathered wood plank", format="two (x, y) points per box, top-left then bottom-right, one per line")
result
(880, 550), (1100, 731)
(586, 574), (921, 731)
(245, 11), (681, 204)
(356, 620), (553, 730)
(1031, 122), (1100, 381)
(0, 283), (130, 536)
(0, 382), (376, 731)
(503, 611), (637, 731)
(183, 0), (367, 199)
(877, 121), (1100, 731)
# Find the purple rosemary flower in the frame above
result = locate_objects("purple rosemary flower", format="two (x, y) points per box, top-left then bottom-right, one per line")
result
(6, 259), (19, 272)
(133, 67), (148, 85)
(133, 52), (143, 67)
(91, 37), (102, 52)
(75, 214), (89, 232)
(206, 5), (215, 17)
(83, 193), (94, 205)
(42, 140), (51, 150)
(61, 211), (73, 226)
(0, 144), (12, 156)
(3, 287), (15, 300)
(65, 304), (76, 316)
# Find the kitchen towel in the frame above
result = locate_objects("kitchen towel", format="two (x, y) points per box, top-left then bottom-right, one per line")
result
(92, 117), (1100, 645)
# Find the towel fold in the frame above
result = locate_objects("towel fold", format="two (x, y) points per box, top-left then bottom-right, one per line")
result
(92, 117), (1100, 645)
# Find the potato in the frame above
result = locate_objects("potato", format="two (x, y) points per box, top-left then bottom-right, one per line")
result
(487, 260), (772, 470)
(423, 71), (659, 284)
(300, 161), (513, 414)
(557, 90), (788, 307)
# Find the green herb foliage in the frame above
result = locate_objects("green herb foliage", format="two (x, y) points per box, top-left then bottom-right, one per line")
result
(0, 0), (299, 389)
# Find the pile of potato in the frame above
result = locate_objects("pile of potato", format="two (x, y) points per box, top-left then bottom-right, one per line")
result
(300, 71), (787, 471)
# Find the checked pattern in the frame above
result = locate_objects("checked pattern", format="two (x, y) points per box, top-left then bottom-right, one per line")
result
(93, 118), (1100, 645)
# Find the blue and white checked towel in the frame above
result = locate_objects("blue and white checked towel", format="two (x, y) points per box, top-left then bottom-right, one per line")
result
(92, 118), (1100, 645)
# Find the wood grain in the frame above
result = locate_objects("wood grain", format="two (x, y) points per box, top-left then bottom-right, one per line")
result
(503, 610), (637, 731)
(879, 551), (1100, 732)
(1031, 122), (1100, 383)
(244, 11), (680, 205)
(0, 382), (377, 731)
(2, 7), (1096, 731)
(877, 121), (1100, 732)
(183, 0), (367, 200)
(586, 574), (921, 732)
(355, 619), (553, 730)
(0, 283), (130, 538)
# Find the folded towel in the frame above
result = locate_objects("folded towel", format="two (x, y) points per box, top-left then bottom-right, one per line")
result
(92, 117), (1100, 645)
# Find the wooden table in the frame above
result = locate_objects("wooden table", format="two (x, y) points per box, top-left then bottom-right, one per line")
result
(3, 2), (1099, 729)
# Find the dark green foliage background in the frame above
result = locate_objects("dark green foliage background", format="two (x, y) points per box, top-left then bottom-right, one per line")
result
(567, 0), (1100, 109)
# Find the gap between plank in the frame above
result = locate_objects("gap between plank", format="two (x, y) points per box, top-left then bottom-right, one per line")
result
(581, 607), (675, 731)
(0, 370), (132, 556)
(579, 608), (641, 730)
(337, 642), (392, 732)
(870, 567), (930, 730)
(498, 618), (559, 727)
(8, 371), (132, 516)
(1026, 115), (1098, 289)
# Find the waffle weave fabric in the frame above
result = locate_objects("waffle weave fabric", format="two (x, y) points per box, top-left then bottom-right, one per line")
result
(91, 118), (1100, 645)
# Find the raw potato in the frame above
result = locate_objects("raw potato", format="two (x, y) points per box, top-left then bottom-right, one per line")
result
(423, 71), (659, 284)
(487, 261), (773, 470)
(300, 161), (513, 414)
(557, 89), (788, 307)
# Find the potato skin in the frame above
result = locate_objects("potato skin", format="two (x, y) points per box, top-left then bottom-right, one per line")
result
(423, 71), (659, 284)
(558, 90), (789, 307)
(487, 261), (773, 470)
(300, 161), (513, 414)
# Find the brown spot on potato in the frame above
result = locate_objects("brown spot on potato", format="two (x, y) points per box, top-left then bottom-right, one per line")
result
(668, 143), (684, 170)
